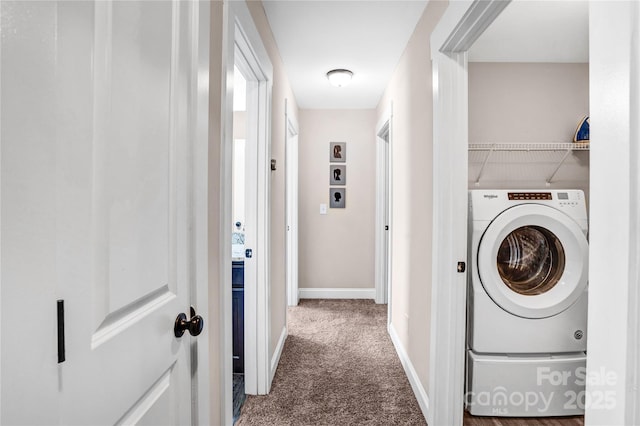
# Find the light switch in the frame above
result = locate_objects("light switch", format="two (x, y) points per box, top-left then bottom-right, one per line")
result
(320, 204), (327, 215)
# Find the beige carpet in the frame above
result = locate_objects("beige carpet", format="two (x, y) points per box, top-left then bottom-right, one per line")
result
(236, 299), (427, 426)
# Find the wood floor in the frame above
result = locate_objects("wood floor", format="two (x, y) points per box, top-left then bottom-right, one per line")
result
(232, 374), (246, 424)
(464, 411), (584, 426)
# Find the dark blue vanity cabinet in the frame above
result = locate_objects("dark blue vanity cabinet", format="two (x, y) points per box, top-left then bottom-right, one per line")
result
(232, 261), (244, 374)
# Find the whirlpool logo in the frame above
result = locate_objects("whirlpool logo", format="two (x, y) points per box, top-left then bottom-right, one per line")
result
(483, 194), (498, 199)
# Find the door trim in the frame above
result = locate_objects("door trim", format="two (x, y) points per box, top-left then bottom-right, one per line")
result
(429, 1), (510, 425)
(375, 103), (392, 309)
(285, 98), (299, 307)
(589, 2), (640, 423)
(222, 3), (273, 424)
(193, 1), (211, 424)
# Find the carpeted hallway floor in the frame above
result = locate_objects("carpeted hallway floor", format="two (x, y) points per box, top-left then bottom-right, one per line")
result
(235, 299), (427, 425)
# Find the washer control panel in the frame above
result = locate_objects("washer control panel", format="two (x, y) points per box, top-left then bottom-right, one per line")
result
(557, 191), (583, 207)
(471, 189), (588, 226)
(508, 192), (552, 201)
(507, 191), (583, 207)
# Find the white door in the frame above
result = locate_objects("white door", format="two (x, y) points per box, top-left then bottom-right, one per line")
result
(1, 1), (205, 424)
(286, 102), (299, 307)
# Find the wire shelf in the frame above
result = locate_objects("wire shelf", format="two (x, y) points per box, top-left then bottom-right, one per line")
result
(469, 142), (590, 152)
(468, 142), (590, 185)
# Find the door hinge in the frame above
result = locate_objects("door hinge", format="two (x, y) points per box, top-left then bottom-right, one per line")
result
(457, 262), (466, 273)
(57, 299), (65, 363)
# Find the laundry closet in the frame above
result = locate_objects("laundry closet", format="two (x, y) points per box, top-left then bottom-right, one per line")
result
(464, 1), (590, 420)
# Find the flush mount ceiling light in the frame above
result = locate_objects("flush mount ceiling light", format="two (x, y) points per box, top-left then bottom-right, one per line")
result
(326, 69), (353, 87)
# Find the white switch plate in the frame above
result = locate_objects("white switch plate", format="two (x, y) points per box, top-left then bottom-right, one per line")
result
(320, 203), (327, 215)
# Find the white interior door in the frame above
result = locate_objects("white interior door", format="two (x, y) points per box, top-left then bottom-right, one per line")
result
(1, 1), (205, 424)
(286, 101), (299, 307)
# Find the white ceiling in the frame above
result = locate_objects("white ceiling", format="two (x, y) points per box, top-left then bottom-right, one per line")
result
(261, 0), (589, 109)
(262, 0), (428, 109)
(469, 0), (589, 63)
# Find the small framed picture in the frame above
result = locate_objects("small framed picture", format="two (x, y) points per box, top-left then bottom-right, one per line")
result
(330, 188), (345, 208)
(330, 165), (346, 185)
(329, 142), (346, 163)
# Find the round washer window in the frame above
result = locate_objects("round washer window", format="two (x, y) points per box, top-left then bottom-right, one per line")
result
(496, 226), (565, 295)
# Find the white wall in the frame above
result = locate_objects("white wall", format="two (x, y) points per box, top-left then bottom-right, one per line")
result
(376, 0), (449, 402)
(468, 62), (590, 194)
(298, 109), (377, 292)
(469, 63), (589, 144)
(245, 0), (300, 363)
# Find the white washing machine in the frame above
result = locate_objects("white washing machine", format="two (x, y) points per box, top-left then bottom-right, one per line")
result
(466, 190), (588, 417)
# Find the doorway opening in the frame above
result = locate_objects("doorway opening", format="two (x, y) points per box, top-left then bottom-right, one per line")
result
(231, 64), (249, 422)
(375, 106), (392, 310)
(223, 2), (274, 424)
(429, 1), (596, 424)
(464, 2), (590, 422)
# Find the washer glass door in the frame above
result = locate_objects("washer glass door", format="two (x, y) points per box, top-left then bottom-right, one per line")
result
(497, 225), (565, 296)
(478, 204), (588, 318)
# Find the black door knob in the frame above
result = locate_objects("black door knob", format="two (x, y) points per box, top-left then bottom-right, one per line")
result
(174, 306), (204, 337)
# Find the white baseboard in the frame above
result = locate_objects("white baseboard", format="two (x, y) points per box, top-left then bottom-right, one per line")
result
(388, 321), (430, 422)
(269, 325), (287, 387)
(299, 287), (376, 300)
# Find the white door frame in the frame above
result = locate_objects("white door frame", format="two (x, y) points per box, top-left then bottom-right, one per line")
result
(429, 1), (511, 425)
(588, 2), (640, 424)
(233, 40), (262, 395)
(285, 99), (300, 307)
(222, 2), (273, 422)
(193, 1), (212, 424)
(375, 103), (393, 308)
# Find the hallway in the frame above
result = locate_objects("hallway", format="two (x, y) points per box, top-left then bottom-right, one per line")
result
(236, 300), (425, 425)
(235, 299), (586, 426)
(1, 1), (639, 424)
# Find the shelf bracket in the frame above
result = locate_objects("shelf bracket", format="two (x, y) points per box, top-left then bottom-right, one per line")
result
(475, 144), (496, 185)
(546, 148), (573, 186)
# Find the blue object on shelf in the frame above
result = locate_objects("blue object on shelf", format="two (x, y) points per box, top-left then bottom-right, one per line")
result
(573, 116), (589, 142)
